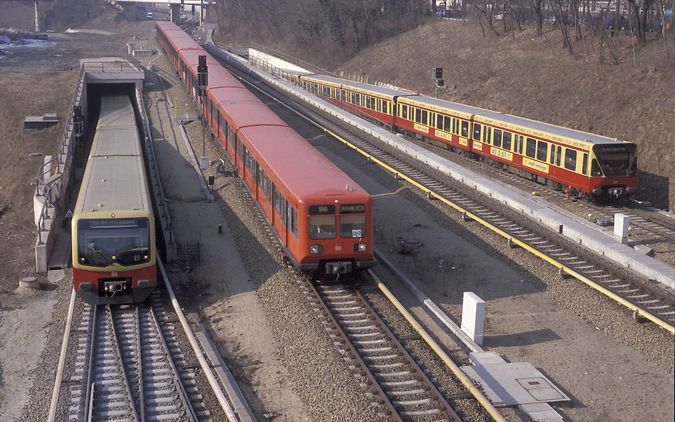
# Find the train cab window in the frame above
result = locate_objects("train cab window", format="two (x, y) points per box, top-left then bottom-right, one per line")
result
(564, 149), (577, 171)
(472, 123), (482, 141)
(591, 159), (603, 176)
(526, 138), (537, 158)
(461, 121), (469, 137)
(339, 204), (367, 238)
(503, 132), (512, 151)
(309, 205), (336, 240)
(536, 141), (548, 162)
(582, 153), (588, 175)
(77, 218), (150, 267)
(493, 129), (502, 148)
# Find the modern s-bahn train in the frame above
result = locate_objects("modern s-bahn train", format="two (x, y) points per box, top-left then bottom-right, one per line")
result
(156, 22), (375, 276)
(72, 95), (157, 305)
(295, 74), (638, 200)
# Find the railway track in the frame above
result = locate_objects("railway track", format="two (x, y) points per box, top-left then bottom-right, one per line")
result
(218, 58), (675, 333)
(410, 137), (675, 260)
(54, 290), (209, 422)
(309, 279), (468, 421)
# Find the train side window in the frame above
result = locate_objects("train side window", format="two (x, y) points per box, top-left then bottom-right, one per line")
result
(436, 114), (442, 129)
(351, 93), (356, 104)
(421, 110), (428, 125)
(454, 118), (459, 135)
(549, 144), (555, 164)
(494, 129), (502, 148)
(384, 101), (389, 115)
(472, 123), (482, 141)
(526, 138), (537, 158)
(402, 105), (408, 119)
(564, 149), (577, 171)
(582, 153), (588, 175)
(461, 121), (469, 137)
(291, 207), (298, 236)
(556, 146), (562, 166)
(503, 132), (512, 150)
(415, 108), (422, 123)
(483, 127), (490, 143)
(228, 126), (236, 147)
(217, 111), (222, 134)
(443, 116), (451, 132)
(536, 141), (548, 162)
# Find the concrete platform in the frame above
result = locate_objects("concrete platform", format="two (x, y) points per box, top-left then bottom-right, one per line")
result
(205, 42), (674, 289)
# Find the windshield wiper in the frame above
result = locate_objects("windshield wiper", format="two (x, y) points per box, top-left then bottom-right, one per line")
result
(86, 247), (114, 266)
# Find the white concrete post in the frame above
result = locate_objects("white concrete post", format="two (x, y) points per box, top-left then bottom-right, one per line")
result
(461, 292), (485, 345)
(614, 213), (629, 244)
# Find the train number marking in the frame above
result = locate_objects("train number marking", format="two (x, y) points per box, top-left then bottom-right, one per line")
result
(522, 158), (550, 174)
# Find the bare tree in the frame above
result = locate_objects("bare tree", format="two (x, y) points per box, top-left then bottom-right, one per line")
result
(625, 0), (656, 42)
(531, 0), (544, 36)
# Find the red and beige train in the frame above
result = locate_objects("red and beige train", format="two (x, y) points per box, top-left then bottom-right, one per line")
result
(156, 21), (375, 276)
(72, 95), (157, 305)
(294, 74), (638, 199)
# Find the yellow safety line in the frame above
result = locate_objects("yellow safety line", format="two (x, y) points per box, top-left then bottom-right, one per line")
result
(369, 270), (507, 422)
(238, 71), (675, 335)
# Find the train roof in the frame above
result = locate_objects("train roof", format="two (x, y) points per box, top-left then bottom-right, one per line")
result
(301, 74), (412, 99)
(241, 125), (370, 201)
(400, 95), (490, 119)
(209, 87), (288, 128)
(180, 50), (243, 89)
(75, 96), (150, 215)
(474, 110), (623, 147)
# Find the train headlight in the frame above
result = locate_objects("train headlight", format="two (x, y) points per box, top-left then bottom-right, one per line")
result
(356, 242), (368, 252)
(309, 244), (322, 254)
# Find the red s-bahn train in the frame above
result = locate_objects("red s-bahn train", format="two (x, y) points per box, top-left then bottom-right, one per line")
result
(156, 22), (375, 275)
(295, 74), (638, 200)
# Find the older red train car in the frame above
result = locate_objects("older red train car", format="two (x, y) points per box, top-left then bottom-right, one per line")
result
(156, 22), (375, 275)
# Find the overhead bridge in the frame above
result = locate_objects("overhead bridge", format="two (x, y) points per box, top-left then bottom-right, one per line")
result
(34, 57), (176, 273)
(111, 0), (215, 24)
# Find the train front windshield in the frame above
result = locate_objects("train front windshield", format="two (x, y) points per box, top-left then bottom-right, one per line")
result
(592, 144), (637, 177)
(77, 218), (151, 267)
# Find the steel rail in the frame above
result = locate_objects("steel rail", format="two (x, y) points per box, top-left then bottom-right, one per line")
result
(157, 256), (239, 421)
(47, 288), (77, 422)
(228, 69), (674, 335)
(367, 270), (507, 422)
(307, 281), (403, 422)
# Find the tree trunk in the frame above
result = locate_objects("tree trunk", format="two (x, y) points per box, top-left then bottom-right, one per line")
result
(532, 0), (544, 37)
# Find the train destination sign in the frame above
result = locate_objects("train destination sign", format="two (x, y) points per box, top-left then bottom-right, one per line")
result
(309, 205), (336, 215)
(340, 204), (366, 214)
